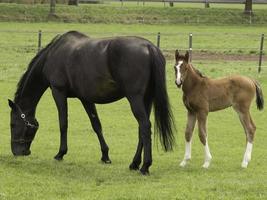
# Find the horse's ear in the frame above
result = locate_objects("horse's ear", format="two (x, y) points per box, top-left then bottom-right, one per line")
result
(8, 99), (17, 110)
(185, 51), (190, 63)
(175, 49), (179, 61)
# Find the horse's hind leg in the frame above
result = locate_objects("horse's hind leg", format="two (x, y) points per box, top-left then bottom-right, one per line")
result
(81, 101), (111, 164)
(236, 110), (256, 168)
(128, 96), (152, 175)
(197, 111), (212, 168)
(129, 95), (152, 171)
(180, 111), (196, 167)
(51, 87), (68, 160)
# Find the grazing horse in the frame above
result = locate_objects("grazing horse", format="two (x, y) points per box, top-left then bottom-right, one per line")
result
(174, 50), (264, 168)
(8, 31), (175, 175)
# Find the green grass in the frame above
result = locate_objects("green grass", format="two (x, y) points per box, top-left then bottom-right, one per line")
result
(0, 22), (267, 199)
(1, 2), (267, 24)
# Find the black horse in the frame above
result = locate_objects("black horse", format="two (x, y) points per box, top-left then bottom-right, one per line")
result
(8, 31), (175, 174)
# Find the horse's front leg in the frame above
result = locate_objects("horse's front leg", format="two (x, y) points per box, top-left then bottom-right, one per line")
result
(197, 111), (212, 168)
(51, 87), (68, 160)
(81, 101), (111, 164)
(180, 111), (196, 167)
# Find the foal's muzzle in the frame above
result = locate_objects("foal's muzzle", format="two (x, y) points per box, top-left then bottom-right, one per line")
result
(175, 81), (182, 88)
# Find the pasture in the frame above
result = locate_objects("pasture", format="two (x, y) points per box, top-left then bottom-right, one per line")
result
(0, 22), (267, 199)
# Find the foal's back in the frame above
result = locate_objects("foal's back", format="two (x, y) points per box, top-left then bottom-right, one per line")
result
(207, 75), (256, 111)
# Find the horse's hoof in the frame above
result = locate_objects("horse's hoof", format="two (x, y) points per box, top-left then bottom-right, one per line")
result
(129, 162), (139, 171)
(54, 154), (64, 161)
(140, 168), (150, 175)
(101, 158), (112, 164)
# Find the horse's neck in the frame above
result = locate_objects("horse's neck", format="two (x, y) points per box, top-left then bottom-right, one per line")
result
(182, 65), (202, 93)
(15, 70), (48, 116)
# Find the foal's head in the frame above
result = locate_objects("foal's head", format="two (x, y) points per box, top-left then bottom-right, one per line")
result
(174, 50), (190, 88)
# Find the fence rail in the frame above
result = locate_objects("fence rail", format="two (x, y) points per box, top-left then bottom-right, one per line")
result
(0, 30), (265, 73)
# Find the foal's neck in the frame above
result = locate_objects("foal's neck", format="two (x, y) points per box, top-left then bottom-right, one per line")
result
(182, 64), (203, 93)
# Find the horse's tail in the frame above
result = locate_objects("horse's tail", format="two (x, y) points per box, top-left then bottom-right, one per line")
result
(253, 80), (264, 111)
(148, 45), (175, 151)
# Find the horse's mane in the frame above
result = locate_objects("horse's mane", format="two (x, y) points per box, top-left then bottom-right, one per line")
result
(190, 64), (206, 78)
(14, 34), (61, 102)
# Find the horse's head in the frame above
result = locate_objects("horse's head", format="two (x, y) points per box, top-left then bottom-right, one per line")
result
(174, 50), (190, 88)
(8, 99), (39, 156)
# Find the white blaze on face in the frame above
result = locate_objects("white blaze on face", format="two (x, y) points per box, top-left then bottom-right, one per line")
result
(175, 61), (183, 86)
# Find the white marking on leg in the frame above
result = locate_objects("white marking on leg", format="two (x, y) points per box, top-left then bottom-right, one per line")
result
(241, 142), (253, 168)
(202, 140), (212, 169)
(180, 141), (191, 167)
(175, 61), (183, 86)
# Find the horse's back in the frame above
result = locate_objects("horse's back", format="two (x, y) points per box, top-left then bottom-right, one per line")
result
(43, 32), (154, 103)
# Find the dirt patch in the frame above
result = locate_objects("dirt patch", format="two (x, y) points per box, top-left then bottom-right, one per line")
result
(163, 50), (265, 62)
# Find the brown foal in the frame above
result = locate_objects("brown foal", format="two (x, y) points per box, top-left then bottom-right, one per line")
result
(174, 50), (264, 168)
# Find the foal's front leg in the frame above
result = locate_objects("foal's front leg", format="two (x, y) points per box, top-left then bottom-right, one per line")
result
(180, 111), (196, 167)
(51, 88), (68, 160)
(197, 111), (212, 168)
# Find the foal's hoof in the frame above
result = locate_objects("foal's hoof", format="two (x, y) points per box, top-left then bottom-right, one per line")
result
(101, 158), (112, 164)
(202, 161), (210, 169)
(241, 161), (248, 168)
(129, 162), (139, 171)
(179, 160), (187, 167)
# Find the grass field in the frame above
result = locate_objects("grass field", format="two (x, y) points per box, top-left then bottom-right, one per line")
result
(0, 22), (267, 199)
(1, 2), (267, 24)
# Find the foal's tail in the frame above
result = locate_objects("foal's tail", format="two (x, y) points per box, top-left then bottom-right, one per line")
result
(148, 45), (175, 151)
(253, 80), (264, 110)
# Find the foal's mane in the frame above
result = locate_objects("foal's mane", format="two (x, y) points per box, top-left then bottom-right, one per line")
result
(190, 64), (206, 78)
(14, 34), (61, 102)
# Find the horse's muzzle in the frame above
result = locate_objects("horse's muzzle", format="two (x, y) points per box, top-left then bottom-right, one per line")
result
(11, 141), (31, 156)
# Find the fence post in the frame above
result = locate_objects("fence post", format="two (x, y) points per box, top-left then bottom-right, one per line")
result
(38, 30), (42, 52)
(189, 33), (193, 62)
(49, 0), (56, 15)
(258, 33), (264, 73)
(204, 0), (210, 8)
(157, 32), (161, 48)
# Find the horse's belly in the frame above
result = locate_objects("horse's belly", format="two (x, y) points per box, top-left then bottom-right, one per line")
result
(74, 80), (124, 104)
(90, 90), (124, 104)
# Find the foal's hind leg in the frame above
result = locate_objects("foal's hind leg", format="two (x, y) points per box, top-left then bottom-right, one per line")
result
(81, 101), (111, 164)
(51, 88), (68, 160)
(128, 96), (152, 175)
(236, 110), (256, 168)
(180, 111), (196, 167)
(197, 111), (212, 168)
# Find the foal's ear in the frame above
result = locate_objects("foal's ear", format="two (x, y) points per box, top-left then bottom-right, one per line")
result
(185, 51), (190, 63)
(175, 49), (179, 61)
(8, 99), (17, 110)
